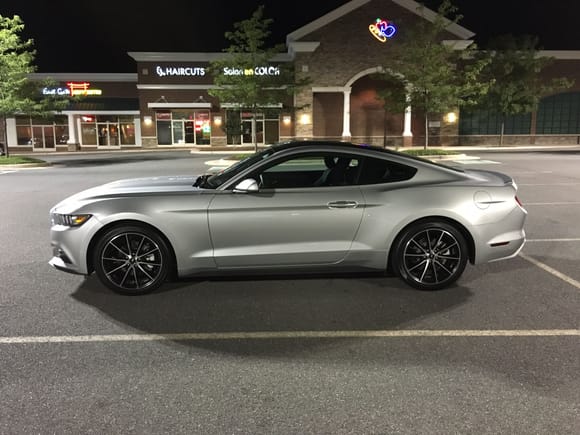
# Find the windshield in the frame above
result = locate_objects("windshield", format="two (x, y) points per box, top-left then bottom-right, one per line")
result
(205, 147), (277, 188)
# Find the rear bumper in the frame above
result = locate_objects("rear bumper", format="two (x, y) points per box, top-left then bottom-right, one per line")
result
(473, 205), (527, 264)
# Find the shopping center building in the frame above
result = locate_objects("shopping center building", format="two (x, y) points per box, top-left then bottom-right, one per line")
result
(5, 0), (580, 153)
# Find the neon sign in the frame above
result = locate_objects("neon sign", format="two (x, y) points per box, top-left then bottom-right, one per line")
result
(369, 18), (396, 43)
(41, 83), (102, 96)
(223, 66), (280, 76)
(42, 87), (71, 96)
(66, 82), (102, 96)
(155, 66), (206, 77)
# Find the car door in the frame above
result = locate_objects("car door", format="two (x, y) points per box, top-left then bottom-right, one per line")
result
(207, 153), (365, 268)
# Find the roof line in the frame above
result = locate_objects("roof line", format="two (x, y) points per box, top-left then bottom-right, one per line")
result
(286, 0), (474, 43)
(127, 52), (293, 62)
(28, 73), (137, 82)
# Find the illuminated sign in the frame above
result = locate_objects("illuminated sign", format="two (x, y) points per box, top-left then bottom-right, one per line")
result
(155, 66), (206, 77)
(152, 65), (281, 79)
(41, 82), (102, 96)
(369, 18), (396, 43)
(223, 66), (280, 76)
(67, 82), (102, 96)
(42, 87), (71, 96)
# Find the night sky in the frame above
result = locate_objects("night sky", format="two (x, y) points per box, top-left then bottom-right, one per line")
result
(1, 0), (579, 73)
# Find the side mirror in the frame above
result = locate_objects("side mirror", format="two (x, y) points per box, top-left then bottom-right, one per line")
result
(233, 178), (259, 193)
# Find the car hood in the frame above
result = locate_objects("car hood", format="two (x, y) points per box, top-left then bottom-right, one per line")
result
(51, 175), (209, 213)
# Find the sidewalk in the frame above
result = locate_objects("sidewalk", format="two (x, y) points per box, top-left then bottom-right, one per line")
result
(8, 143), (580, 157)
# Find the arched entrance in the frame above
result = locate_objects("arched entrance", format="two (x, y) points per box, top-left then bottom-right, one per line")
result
(312, 67), (416, 146)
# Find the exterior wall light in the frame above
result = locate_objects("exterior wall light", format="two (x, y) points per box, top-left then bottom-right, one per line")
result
(143, 116), (153, 126)
(299, 113), (311, 125)
(445, 112), (458, 123)
(282, 115), (291, 125)
(214, 115), (222, 126)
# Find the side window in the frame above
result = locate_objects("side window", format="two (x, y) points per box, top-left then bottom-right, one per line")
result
(255, 153), (361, 189)
(358, 157), (417, 185)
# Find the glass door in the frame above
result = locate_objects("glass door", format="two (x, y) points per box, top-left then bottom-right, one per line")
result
(97, 122), (121, 148)
(32, 127), (43, 150)
(172, 121), (184, 144)
(43, 126), (55, 149)
(241, 114), (264, 145)
(97, 124), (109, 146)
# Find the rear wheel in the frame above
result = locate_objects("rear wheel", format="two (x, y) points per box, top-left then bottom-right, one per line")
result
(392, 221), (468, 290)
(93, 225), (170, 295)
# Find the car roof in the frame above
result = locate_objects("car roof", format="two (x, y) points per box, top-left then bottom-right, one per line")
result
(271, 140), (397, 155)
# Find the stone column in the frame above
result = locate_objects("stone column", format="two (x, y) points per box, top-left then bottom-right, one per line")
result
(342, 88), (352, 139)
(134, 117), (142, 147)
(403, 91), (413, 147)
(295, 87), (313, 139)
(66, 113), (77, 150)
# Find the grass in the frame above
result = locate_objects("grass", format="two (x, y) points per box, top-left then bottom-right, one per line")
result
(230, 153), (252, 160)
(397, 148), (459, 156)
(0, 155), (47, 165)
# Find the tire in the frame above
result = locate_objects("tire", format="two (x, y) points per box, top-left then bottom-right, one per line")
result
(391, 220), (468, 291)
(93, 225), (171, 295)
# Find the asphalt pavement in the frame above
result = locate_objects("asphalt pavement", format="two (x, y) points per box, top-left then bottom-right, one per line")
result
(0, 149), (578, 434)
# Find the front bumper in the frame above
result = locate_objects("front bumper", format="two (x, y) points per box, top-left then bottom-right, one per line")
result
(48, 255), (85, 275)
(48, 217), (103, 275)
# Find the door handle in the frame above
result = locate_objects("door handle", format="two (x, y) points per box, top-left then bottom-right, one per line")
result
(327, 200), (359, 209)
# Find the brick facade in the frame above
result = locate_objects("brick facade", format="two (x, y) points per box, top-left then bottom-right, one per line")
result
(291, 0), (458, 145)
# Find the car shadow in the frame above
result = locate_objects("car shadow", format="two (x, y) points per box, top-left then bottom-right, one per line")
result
(71, 272), (472, 355)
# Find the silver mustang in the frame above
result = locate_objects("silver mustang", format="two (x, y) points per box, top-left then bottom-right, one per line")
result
(49, 141), (527, 295)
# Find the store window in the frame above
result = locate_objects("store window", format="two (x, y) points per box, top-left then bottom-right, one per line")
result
(459, 109), (531, 135)
(536, 92), (580, 134)
(80, 115), (136, 146)
(15, 116), (68, 149)
(226, 110), (279, 145)
(155, 110), (211, 145)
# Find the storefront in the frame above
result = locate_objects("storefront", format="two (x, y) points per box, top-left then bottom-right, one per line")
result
(127, 0), (580, 148)
(128, 53), (294, 148)
(5, 73), (140, 152)
(285, 0), (580, 146)
(7, 0), (580, 152)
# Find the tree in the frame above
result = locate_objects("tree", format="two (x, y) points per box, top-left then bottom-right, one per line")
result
(0, 15), (68, 158)
(376, 0), (491, 148)
(208, 6), (309, 152)
(373, 71), (407, 148)
(477, 34), (573, 145)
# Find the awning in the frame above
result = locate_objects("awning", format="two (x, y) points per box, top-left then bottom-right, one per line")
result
(64, 97), (139, 112)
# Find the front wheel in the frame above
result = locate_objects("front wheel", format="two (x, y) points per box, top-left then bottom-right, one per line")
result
(93, 225), (171, 295)
(392, 221), (468, 291)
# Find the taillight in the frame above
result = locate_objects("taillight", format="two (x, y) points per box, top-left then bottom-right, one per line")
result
(515, 196), (523, 207)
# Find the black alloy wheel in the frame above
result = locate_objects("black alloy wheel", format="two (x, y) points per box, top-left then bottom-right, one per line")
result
(93, 225), (170, 295)
(392, 221), (468, 290)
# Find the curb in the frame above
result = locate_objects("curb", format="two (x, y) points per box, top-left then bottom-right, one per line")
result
(0, 162), (52, 169)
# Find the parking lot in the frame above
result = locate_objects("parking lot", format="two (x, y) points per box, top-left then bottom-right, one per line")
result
(0, 149), (578, 434)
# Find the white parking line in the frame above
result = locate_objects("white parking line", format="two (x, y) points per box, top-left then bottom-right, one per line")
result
(520, 253), (580, 290)
(454, 159), (501, 165)
(0, 329), (578, 344)
(527, 238), (580, 242)
(519, 183), (580, 186)
(524, 202), (580, 206)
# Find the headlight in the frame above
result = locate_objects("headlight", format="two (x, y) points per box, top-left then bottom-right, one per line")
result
(51, 214), (92, 227)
